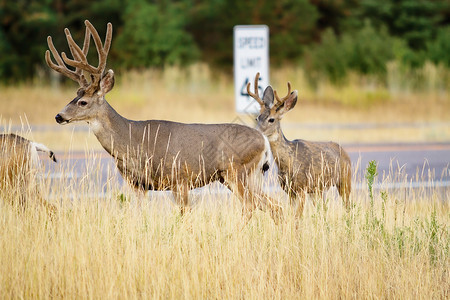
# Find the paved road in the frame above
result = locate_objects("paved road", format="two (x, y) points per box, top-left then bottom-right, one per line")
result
(347, 143), (450, 186)
(40, 142), (450, 197)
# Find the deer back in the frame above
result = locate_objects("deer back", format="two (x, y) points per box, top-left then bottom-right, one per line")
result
(94, 118), (268, 189)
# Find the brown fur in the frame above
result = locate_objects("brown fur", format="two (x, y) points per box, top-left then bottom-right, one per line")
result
(0, 134), (57, 214)
(248, 77), (351, 216)
(46, 21), (282, 224)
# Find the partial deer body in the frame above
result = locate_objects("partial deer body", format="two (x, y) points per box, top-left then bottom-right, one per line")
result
(0, 133), (57, 213)
(248, 73), (351, 216)
(46, 21), (281, 223)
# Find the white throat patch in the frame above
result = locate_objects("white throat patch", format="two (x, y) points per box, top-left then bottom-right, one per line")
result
(89, 120), (103, 134)
(267, 131), (279, 142)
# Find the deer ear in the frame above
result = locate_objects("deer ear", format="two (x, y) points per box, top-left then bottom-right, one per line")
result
(262, 86), (274, 107)
(99, 69), (115, 96)
(277, 90), (298, 115)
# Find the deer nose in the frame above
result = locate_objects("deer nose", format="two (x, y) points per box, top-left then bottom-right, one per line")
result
(55, 114), (64, 124)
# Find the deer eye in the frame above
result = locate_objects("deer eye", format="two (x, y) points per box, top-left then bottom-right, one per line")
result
(79, 100), (88, 107)
(268, 118), (275, 123)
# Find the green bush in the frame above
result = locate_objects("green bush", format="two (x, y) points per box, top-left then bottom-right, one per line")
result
(427, 26), (450, 68)
(304, 28), (348, 84)
(305, 21), (396, 84)
(114, 0), (199, 69)
(342, 22), (395, 76)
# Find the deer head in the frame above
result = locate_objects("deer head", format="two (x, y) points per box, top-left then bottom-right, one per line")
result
(46, 20), (114, 125)
(247, 72), (298, 138)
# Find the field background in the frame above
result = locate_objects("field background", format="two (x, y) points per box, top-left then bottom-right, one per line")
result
(1, 65), (450, 151)
(0, 67), (449, 299)
(1, 0), (449, 298)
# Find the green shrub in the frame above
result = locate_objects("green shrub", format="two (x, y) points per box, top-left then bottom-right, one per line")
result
(304, 28), (348, 84)
(305, 21), (396, 84)
(427, 26), (450, 68)
(114, 0), (199, 69)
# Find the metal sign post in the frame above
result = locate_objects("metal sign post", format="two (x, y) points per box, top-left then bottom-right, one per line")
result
(233, 25), (269, 114)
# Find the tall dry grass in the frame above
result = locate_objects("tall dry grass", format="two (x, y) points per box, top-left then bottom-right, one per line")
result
(1, 64), (449, 151)
(0, 148), (448, 299)
(1, 64), (449, 124)
(0, 62), (448, 298)
(1, 64), (449, 150)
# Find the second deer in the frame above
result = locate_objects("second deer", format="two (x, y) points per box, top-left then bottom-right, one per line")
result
(247, 73), (351, 216)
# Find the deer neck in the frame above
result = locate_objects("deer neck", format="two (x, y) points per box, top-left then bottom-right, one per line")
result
(266, 125), (294, 171)
(88, 101), (131, 157)
(266, 124), (288, 148)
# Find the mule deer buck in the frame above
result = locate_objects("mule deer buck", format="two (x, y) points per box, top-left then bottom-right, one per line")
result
(0, 134), (57, 213)
(247, 73), (351, 216)
(45, 20), (281, 223)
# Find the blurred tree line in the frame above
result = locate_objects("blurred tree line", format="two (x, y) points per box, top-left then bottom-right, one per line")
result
(0, 0), (449, 84)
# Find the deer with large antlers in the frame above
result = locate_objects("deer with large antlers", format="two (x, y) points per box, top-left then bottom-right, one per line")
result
(247, 73), (351, 216)
(45, 20), (282, 224)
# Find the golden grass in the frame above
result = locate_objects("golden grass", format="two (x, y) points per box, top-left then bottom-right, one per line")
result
(1, 64), (449, 151)
(1, 65), (448, 298)
(0, 152), (448, 299)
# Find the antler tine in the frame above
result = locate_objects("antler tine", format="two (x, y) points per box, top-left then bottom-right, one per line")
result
(79, 26), (91, 86)
(274, 81), (292, 107)
(46, 20), (112, 91)
(81, 25), (91, 56)
(246, 72), (264, 106)
(61, 30), (97, 74)
(103, 22), (113, 58)
(45, 36), (82, 84)
(81, 20), (113, 91)
(65, 28), (81, 62)
(62, 27), (92, 87)
(84, 20), (111, 74)
(65, 26), (91, 68)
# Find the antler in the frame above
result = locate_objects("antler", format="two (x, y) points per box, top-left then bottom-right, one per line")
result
(273, 81), (292, 109)
(246, 72), (264, 106)
(45, 20), (112, 93)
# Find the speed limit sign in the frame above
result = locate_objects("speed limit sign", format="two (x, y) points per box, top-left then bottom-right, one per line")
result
(233, 25), (269, 114)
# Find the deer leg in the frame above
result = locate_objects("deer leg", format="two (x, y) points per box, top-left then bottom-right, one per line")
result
(223, 169), (257, 228)
(336, 172), (351, 210)
(247, 171), (283, 225)
(338, 164), (352, 210)
(337, 182), (351, 210)
(246, 184), (283, 225)
(226, 166), (283, 226)
(234, 180), (257, 226)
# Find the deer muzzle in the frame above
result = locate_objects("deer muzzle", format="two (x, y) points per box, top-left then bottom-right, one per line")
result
(55, 114), (69, 125)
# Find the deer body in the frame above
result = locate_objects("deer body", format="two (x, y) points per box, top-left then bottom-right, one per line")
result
(47, 21), (281, 222)
(268, 129), (351, 199)
(247, 74), (351, 216)
(82, 99), (268, 191)
(0, 134), (56, 212)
